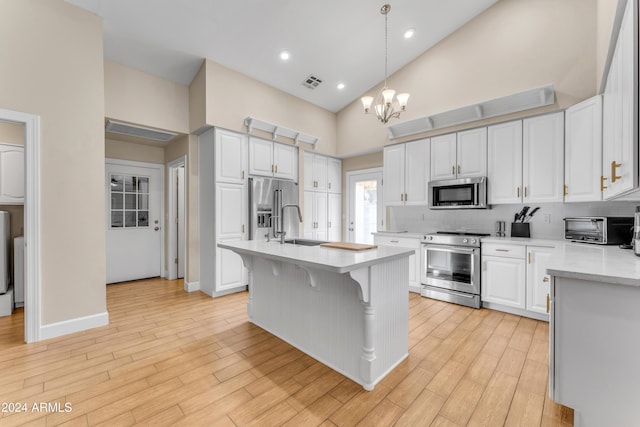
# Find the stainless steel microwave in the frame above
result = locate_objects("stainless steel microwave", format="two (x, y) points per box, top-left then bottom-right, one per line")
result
(428, 177), (488, 209)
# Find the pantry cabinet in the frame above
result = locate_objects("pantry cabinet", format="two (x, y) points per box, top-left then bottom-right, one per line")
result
(327, 157), (342, 193)
(431, 128), (487, 180)
(304, 152), (328, 191)
(0, 143), (24, 204)
(488, 112), (564, 205)
(249, 137), (297, 181)
(383, 138), (429, 206)
(304, 152), (342, 241)
(215, 129), (247, 185)
(564, 95), (603, 202)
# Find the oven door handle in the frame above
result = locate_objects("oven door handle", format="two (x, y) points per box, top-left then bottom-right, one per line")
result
(423, 245), (478, 254)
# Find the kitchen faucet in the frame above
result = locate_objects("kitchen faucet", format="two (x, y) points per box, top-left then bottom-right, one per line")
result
(276, 204), (303, 244)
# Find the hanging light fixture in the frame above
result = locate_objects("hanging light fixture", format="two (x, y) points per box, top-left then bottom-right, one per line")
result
(361, 4), (410, 124)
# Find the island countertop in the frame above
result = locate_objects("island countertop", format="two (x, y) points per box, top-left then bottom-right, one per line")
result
(546, 242), (640, 287)
(217, 240), (413, 274)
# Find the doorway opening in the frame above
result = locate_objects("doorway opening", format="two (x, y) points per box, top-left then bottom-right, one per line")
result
(167, 156), (186, 282)
(346, 168), (383, 244)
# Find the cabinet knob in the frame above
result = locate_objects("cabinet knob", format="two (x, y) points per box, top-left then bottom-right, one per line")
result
(543, 277), (549, 283)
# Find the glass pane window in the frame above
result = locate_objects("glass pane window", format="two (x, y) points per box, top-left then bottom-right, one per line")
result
(110, 173), (150, 229)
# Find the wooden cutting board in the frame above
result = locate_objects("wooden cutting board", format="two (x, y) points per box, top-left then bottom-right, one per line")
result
(319, 242), (378, 251)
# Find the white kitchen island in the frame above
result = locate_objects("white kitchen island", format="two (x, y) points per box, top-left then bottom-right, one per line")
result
(217, 240), (413, 390)
(547, 243), (640, 427)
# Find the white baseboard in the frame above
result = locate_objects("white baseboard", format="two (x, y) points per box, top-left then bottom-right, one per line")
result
(184, 281), (200, 292)
(39, 311), (109, 341)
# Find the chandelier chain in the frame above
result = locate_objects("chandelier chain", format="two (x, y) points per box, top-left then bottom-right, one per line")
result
(384, 7), (388, 89)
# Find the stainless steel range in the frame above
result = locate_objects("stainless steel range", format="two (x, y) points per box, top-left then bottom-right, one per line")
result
(420, 231), (489, 309)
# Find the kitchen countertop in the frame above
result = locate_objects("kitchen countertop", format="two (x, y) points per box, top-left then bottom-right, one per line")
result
(481, 236), (563, 246)
(218, 240), (413, 274)
(546, 242), (640, 287)
(372, 231), (426, 238)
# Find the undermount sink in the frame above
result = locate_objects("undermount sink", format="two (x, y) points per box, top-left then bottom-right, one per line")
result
(283, 238), (328, 246)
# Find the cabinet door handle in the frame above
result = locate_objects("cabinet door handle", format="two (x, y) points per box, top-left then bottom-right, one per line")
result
(242, 224), (245, 233)
(611, 161), (622, 183)
(524, 186), (528, 197)
(563, 184), (567, 196)
(242, 171), (245, 180)
(400, 193), (404, 202)
(601, 176), (608, 191)
(405, 193), (408, 201)
(517, 187), (520, 198)
(271, 164), (274, 173)
(495, 249), (510, 252)
(452, 165), (455, 175)
(275, 165), (278, 173)
(328, 182), (331, 189)
(546, 293), (550, 313)
(457, 165), (461, 174)
(543, 277), (549, 283)
(528, 252), (531, 264)
(390, 239), (399, 243)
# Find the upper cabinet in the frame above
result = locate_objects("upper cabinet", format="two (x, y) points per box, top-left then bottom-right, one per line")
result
(430, 128), (487, 181)
(304, 152), (328, 191)
(488, 112), (564, 205)
(0, 143), (24, 205)
(565, 95), (603, 202)
(215, 129), (247, 185)
(248, 137), (297, 181)
(602, 0), (637, 199)
(383, 138), (430, 206)
(327, 157), (342, 194)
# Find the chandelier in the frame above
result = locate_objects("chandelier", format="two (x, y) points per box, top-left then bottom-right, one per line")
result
(361, 4), (410, 124)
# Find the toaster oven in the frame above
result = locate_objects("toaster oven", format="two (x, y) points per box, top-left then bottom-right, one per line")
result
(563, 217), (633, 245)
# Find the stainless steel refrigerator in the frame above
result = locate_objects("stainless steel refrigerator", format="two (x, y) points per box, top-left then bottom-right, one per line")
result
(249, 177), (300, 241)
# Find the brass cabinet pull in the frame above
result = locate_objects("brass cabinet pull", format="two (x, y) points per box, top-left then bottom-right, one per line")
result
(271, 164), (274, 173)
(242, 224), (245, 233)
(328, 182), (331, 189)
(601, 176), (608, 191)
(543, 277), (549, 283)
(457, 165), (461, 174)
(495, 249), (510, 252)
(401, 193), (404, 202)
(390, 239), (399, 243)
(546, 293), (550, 313)
(405, 193), (408, 201)
(517, 187), (520, 197)
(452, 165), (455, 175)
(611, 160), (622, 183)
(524, 186), (528, 197)
(528, 252), (531, 264)
(563, 184), (568, 196)
(275, 165), (278, 173)
(242, 171), (245, 180)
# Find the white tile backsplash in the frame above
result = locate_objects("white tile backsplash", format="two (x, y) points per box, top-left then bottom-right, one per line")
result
(388, 201), (640, 239)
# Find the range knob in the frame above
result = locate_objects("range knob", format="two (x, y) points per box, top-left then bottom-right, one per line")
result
(462, 238), (468, 243)
(426, 236), (433, 241)
(470, 239), (477, 244)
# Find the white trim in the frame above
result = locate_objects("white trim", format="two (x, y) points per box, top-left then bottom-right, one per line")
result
(39, 311), (109, 341)
(345, 168), (383, 243)
(167, 156), (187, 281)
(105, 158), (165, 282)
(0, 108), (41, 343)
(184, 281), (200, 292)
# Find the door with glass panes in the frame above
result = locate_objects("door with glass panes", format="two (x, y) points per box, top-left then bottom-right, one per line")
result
(106, 160), (163, 284)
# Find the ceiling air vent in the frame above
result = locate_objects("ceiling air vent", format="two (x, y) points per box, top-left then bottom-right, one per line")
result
(302, 74), (323, 90)
(105, 120), (178, 142)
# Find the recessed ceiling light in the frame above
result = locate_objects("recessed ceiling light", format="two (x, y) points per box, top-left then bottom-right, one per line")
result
(337, 83), (345, 90)
(404, 28), (415, 39)
(279, 50), (290, 61)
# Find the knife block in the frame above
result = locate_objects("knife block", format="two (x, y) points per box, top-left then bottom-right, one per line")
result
(511, 222), (530, 238)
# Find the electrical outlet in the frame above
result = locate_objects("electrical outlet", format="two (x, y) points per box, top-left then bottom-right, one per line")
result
(543, 214), (551, 223)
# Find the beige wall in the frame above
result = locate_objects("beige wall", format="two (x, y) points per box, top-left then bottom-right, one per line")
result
(597, 0), (623, 90)
(336, 0), (598, 156)
(0, 0), (106, 324)
(188, 63), (207, 134)
(0, 121), (24, 145)
(105, 60), (190, 134)
(201, 60), (338, 156)
(105, 138), (165, 164)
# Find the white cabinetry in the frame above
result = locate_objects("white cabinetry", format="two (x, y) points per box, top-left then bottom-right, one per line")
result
(523, 112), (565, 203)
(327, 157), (342, 193)
(199, 128), (248, 296)
(481, 243), (526, 309)
(481, 241), (553, 320)
(249, 137), (297, 181)
(383, 138), (429, 206)
(0, 143), (24, 204)
(304, 152), (342, 242)
(488, 112), (564, 205)
(304, 191), (328, 240)
(565, 95), (603, 202)
(602, 0), (637, 199)
(431, 128), (487, 180)
(373, 234), (421, 293)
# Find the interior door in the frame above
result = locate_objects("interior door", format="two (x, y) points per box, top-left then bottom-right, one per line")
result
(106, 160), (163, 284)
(347, 169), (382, 244)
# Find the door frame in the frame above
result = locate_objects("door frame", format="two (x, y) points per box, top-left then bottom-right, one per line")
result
(105, 158), (165, 280)
(167, 156), (187, 282)
(345, 167), (383, 243)
(0, 108), (40, 343)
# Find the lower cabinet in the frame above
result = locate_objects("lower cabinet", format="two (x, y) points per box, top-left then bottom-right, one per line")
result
(303, 191), (328, 240)
(327, 193), (342, 242)
(373, 234), (421, 293)
(481, 242), (553, 320)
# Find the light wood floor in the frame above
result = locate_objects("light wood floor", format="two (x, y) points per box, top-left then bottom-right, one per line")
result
(0, 278), (574, 426)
